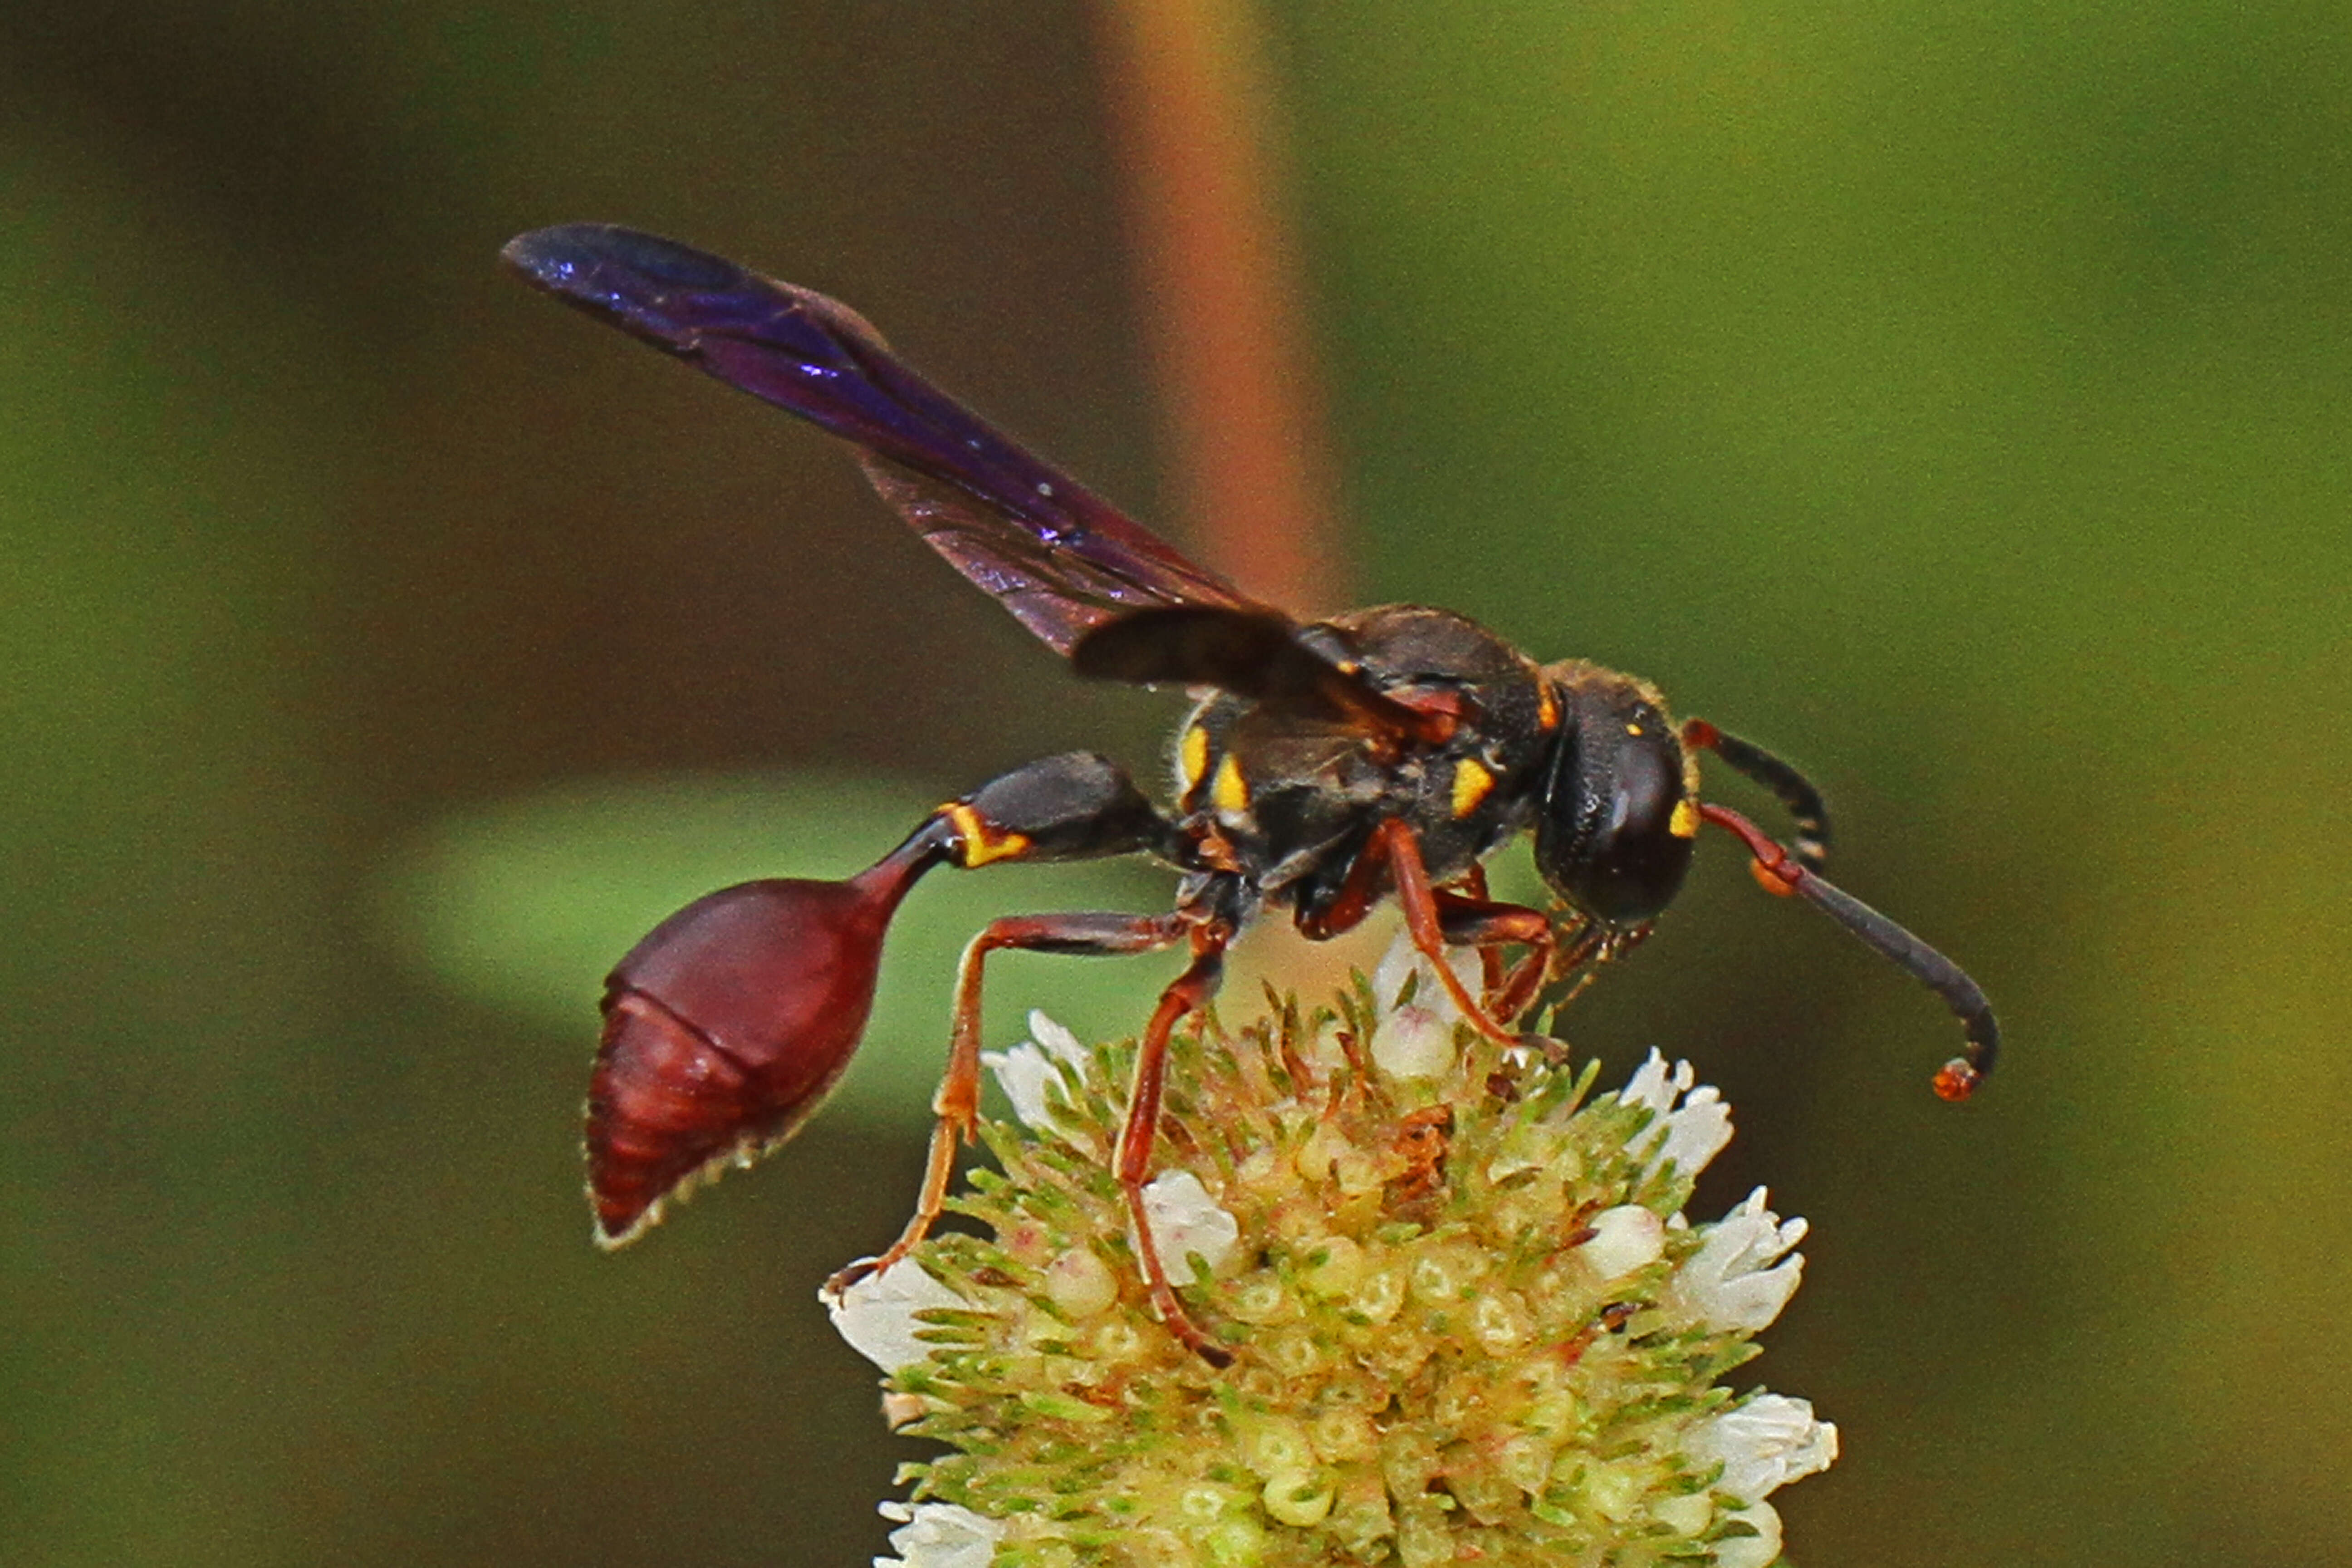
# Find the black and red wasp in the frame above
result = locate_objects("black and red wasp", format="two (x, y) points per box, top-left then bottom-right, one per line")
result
(505, 224), (1997, 1365)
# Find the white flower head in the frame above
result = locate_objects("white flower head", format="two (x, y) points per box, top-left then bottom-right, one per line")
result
(874, 1499), (1004, 1568)
(823, 1256), (968, 1375)
(1622, 1048), (1734, 1181)
(980, 1009), (1091, 1137)
(1671, 1186), (1809, 1332)
(1135, 1168), (1241, 1279)
(842, 983), (1839, 1564)
(1683, 1392), (1840, 1504)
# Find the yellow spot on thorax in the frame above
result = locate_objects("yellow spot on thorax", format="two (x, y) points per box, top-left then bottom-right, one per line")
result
(941, 801), (1032, 867)
(1210, 751), (1251, 815)
(1450, 758), (1496, 818)
(1178, 724), (1211, 796)
(1537, 684), (1561, 728)
(1625, 722), (1644, 737)
(1669, 797), (1702, 839)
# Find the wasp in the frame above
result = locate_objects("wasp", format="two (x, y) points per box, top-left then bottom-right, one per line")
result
(505, 224), (1997, 1365)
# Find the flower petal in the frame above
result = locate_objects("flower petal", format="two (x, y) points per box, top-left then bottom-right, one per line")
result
(1621, 1048), (1691, 1113)
(1136, 1169), (1241, 1279)
(1370, 932), (1493, 1080)
(823, 1257), (967, 1374)
(1372, 931), (1485, 1022)
(1580, 1203), (1666, 1282)
(1711, 1501), (1784, 1568)
(1025, 1009), (1089, 1067)
(1683, 1393), (1839, 1503)
(1373, 1003), (1457, 1081)
(1622, 1049), (1734, 1181)
(1671, 1187), (1808, 1332)
(874, 1500), (1004, 1568)
(981, 1013), (1090, 1137)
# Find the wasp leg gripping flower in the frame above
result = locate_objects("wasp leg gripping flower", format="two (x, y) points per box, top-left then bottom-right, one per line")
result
(826, 955), (1835, 1568)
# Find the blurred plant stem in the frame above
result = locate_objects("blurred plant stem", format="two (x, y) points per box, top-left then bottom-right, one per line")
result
(1098, 0), (1344, 615)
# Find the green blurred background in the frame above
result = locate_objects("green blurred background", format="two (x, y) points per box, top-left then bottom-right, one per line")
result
(5, 2), (2348, 1563)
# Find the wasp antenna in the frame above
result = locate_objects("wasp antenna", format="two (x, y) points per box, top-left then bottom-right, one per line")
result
(1683, 720), (1832, 869)
(1697, 803), (1997, 1099)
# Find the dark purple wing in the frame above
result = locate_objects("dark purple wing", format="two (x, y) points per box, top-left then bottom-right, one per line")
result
(502, 223), (1263, 654)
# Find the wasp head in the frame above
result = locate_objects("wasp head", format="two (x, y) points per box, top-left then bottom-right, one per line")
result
(1533, 664), (1701, 926)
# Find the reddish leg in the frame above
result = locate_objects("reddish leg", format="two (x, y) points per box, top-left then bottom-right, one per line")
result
(1297, 820), (1543, 1049)
(1431, 889), (1556, 1024)
(1528, 917), (1633, 1019)
(1115, 924), (1237, 1366)
(1361, 819), (1529, 1051)
(1441, 865), (1508, 999)
(828, 910), (1189, 1294)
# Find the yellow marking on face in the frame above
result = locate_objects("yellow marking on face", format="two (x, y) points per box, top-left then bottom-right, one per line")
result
(1625, 721), (1644, 737)
(1669, 797), (1702, 839)
(941, 801), (1033, 867)
(1178, 724), (1211, 795)
(1537, 684), (1560, 728)
(1450, 757), (1496, 818)
(1211, 752), (1251, 815)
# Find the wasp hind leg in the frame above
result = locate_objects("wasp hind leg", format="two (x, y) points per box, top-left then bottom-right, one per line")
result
(831, 903), (1238, 1367)
(1114, 923), (1236, 1366)
(826, 750), (1176, 1278)
(828, 753), (1245, 1364)
(828, 906), (1194, 1285)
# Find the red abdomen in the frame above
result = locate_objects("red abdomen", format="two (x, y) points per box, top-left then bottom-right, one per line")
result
(585, 874), (904, 1245)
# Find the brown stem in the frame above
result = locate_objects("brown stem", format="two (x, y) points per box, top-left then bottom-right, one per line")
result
(1094, 0), (1343, 614)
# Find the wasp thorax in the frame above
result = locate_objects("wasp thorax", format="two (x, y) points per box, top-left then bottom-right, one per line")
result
(1534, 666), (1700, 926)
